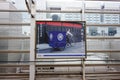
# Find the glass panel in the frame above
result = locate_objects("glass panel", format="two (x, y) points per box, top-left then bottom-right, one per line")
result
(0, 26), (30, 37)
(0, 39), (29, 50)
(87, 27), (120, 36)
(87, 39), (120, 50)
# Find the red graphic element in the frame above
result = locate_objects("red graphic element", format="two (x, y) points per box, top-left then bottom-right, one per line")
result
(36, 21), (82, 28)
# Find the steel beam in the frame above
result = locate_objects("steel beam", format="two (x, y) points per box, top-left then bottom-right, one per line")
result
(87, 50), (120, 53)
(0, 23), (120, 27)
(0, 50), (29, 53)
(0, 9), (120, 14)
(0, 63), (119, 67)
(0, 50), (120, 53)
(0, 23), (30, 26)
(0, 37), (30, 39)
(87, 36), (120, 39)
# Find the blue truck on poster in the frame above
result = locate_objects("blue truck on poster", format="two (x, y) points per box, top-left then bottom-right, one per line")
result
(49, 31), (66, 50)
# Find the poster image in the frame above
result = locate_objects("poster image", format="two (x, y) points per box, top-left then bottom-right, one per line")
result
(36, 21), (86, 58)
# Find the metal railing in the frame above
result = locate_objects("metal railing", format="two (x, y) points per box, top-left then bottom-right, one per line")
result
(0, 2), (120, 79)
(0, 60), (120, 79)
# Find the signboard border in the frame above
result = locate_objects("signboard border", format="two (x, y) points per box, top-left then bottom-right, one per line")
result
(35, 20), (87, 59)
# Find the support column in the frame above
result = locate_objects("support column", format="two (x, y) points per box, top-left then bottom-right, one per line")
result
(82, 59), (85, 80)
(29, 0), (36, 80)
(82, 0), (85, 21)
(81, 0), (86, 80)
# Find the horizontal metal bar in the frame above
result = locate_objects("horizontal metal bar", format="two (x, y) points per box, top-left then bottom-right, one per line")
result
(36, 64), (120, 67)
(37, 10), (82, 13)
(33, 72), (120, 75)
(85, 9), (120, 14)
(0, 23), (30, 26)
(1, 76), (119, 80)
(86, 77), (120, 80)
(0, 64), (29, 67)
(36, 72), (82, 75)
(87, 50), (120, 53)
(2, 75), (119, 80)
(0, 37), (30, 39)
(36, 72), (120, 75)
(36, 64), (82, 67)
(0, 63), (119, 67)
(0, 60), (119, 62)
(86, 74), (120, 80)
(86, 9), (120, 11)
(0, 36), (120, 40)
(86, 64), (120, 66)
(0, 50), (120, 53)
(0, 72), (120, 77)
(0, 10), (28, 12)
(0, 73), (119, 77)
(0, 10), (82, 13)
(86, 75), (120, 78)
(0, 76), (28, 79)
(87, 36), (120, 39)
(0, 74), (120, 79)
(36, 74), (120, 78)
(0, 73), (80, 76)
(0, 9), (120, 14)
(0, 50), (30, 53)
(0, 23), (120, 27)
(86, 72), (120, 74)
(0, 73), (29, 76)
(87, 24), (120, 26)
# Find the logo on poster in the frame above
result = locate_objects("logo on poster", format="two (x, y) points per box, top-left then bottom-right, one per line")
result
(50, 33), (53, 41)
(57, 33), (64, 41)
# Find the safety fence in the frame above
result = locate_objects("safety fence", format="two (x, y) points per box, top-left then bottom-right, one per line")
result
(0, 1), (120, 79)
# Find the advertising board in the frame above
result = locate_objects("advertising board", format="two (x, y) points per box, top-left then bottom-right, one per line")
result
(36, 21), (86, 58)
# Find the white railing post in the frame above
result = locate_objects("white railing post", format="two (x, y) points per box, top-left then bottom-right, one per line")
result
(82, 59), (85, 80)
(82, 0), (85, 80)
(82, 0), (85, 21)
(29, 0), (36, 80)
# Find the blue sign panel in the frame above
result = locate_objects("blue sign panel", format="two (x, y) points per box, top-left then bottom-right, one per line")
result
(49, 31), (66, 49)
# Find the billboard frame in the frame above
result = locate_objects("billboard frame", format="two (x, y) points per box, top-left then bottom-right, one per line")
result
(35, 20), (87, 59)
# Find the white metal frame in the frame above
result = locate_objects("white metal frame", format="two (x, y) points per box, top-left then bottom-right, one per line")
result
(82, 0), (86, 80)
(0, 0), (119, 80)
(29, 0), (36, 80)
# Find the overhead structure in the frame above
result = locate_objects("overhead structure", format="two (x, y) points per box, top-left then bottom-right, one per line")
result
(0, 0), (120, 80)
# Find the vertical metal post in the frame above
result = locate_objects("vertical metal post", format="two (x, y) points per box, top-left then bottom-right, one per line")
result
(81, 0), (85, 79)
(80, 0), (86, 79)
(82, 0), (85, 21)
(29, 0), (36, 80)
(82, 59), (85, 80)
